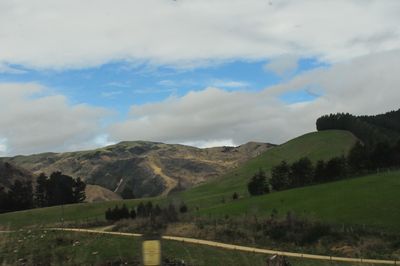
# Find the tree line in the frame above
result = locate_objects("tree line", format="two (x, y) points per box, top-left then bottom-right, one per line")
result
(248, 140), (400, 195)
(316, 109), (400, 147)
(105, 201), (188, 224)
(0, 171), (86, 214)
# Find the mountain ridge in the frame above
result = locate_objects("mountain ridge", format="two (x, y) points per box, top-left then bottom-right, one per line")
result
(0, 140), (274, 198)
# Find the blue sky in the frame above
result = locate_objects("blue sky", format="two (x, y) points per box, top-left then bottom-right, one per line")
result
(0, 0), (399, 155)
(0, 58), (325, 119)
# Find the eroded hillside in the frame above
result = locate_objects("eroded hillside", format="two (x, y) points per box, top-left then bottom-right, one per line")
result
(2, 141), (273, 197)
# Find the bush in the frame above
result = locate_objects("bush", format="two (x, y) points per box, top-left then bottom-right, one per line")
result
(179, 202), (188, 213)
(232, 192), (239, 200)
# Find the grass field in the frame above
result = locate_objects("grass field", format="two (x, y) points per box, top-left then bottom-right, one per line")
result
(0, 230), (380, 266)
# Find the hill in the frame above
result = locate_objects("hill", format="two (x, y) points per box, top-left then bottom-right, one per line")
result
(177, 130), (357, 207)
(1, 170), (399, 232)
(0, 130), (359, 229)
(0, 162), (34, 189)
(84, 184), (122, 203)
(198, 170), (400, 231)
(1, 141), (273, 197)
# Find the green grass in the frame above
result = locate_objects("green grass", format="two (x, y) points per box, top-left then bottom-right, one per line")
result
(0, 230), (378, 266)
(198, 170), (400, 231)
(177, 130), (357, 207)
(0, 197), (159, 228)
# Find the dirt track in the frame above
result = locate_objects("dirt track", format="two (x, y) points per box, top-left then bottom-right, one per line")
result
(49, 228), (399, 265)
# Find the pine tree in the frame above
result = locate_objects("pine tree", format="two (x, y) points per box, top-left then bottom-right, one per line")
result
(179, 202), (188, 213)
(73, 177), (86, 203)
(34, 173), (48, 207)
(247, 169), (269, 196)
(166, 203), (178, 222)
(111, 205), (120, 220)
(145, 201), (153, 217)
(290, 157), (314, 187)
(232, 192), (239, 200)
(105, 208), (112, 220)
(313, 160), (326, 183)
(137, 202), (145, 217)
(153, 204), (162, 216)
(130, 208), (137, 219)
(120, 204), (130, 219)
(8, 180), (33, 211)
(348, 141), (368, 173)
(270, 161), (291, 190)
(0, 187), (8, 213)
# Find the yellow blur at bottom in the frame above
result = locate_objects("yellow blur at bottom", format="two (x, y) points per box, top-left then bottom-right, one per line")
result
(142, 240), (161, 266)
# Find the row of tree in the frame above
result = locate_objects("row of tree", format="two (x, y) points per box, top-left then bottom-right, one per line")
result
(0, 180), (33, 213)
(105, 201), (188, 222)
(0, 171), (86, 214)
(248, 139), (400, 195)
(270, 157), (347, 191)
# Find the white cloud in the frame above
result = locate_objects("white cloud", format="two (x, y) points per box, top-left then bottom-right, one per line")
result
(109, 50), (400, 145)
(0, 83), (110, 155)
(263, 55), (299, 76)
(101, 90), (123, 98)
(93, 134), (115, 147)
(182, 139), (236, 148)
(0, 138), (8, 156)
(210, 79), (250, 88)
(0, 0), (399, 69)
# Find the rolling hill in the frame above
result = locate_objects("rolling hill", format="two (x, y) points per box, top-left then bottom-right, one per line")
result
(0, 129), (365, 229)
(1, 141), (273, 197)
(177, 130), (357, 207)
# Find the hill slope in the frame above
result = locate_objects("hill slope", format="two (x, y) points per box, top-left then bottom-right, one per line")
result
(178, 130), (357, 206)
(1, 170), (399, 231)
(0, 162), (34, 189)
(198, 170), (400, 231)
(1, 141), (273, 197)
(84, 184), (122, 203)
(0, 130), (361, 229)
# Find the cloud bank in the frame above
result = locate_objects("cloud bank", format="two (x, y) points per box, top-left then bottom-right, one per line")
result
(0, 83), (109, 155)
(0, 0), (399, 69)
(109, 49), (400, 146)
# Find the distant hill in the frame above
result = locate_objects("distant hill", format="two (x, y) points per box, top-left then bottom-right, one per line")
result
(6, 131), (397, 232)
(1, 141), (273, 197)
(316, 109), (400, 146)
(0, 162), (34, 189)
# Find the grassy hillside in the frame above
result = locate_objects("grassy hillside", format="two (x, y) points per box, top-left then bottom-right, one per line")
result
(0, 197), (153, 228)
(177, 130), (357, 207)
(197, 170), (400, 231)
(2, 170), (399, 231)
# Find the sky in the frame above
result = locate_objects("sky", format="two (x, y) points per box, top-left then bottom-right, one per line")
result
(1, 0), (400, 156)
